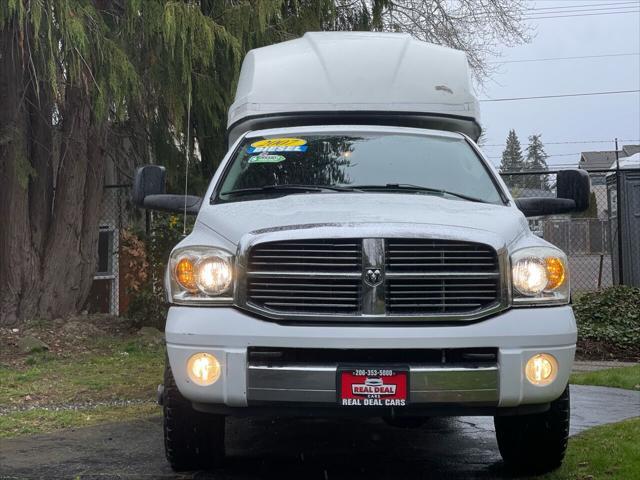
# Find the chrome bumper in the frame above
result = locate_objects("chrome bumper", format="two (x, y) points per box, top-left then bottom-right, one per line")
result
(247, 363), (499, 405)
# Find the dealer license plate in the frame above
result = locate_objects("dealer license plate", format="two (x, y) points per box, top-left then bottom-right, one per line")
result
(338, 367), (408, 407)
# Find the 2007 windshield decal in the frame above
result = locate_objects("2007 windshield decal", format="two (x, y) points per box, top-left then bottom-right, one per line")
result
(247, 138), (308, 153)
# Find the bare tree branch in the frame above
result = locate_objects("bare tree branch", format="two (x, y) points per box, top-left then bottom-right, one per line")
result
(337, 0), (531, 82)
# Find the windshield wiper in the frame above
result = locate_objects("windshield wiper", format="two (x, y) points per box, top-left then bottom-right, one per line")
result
(221, 184), (360, 197)
(349, 184), (488, 203)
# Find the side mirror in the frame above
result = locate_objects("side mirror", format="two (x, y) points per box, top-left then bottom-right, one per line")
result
(515, 169), (591, 217)
(132, 165), (202, 215)
(132, 165), (166, 207)
(143, 194), (202, 215)
(556, 169), (590, 211)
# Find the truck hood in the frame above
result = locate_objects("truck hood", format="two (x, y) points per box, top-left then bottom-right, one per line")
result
(197, 193), (528, 247)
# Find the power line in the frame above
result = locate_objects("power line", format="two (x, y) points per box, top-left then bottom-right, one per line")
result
(472, 5), (639, 20)
(526, 2), (639, 11)
(524, 9), (639, 19)
(489, 52), (639, 64)
(526, 5), (640, 15)
(480, 89), (640, 102)
(483, 139), (640, 147)
(526, 0), (638, 2)
(488, 152), (583, 159)
(461, 4), (639, 21)
(494, 165), (606, 171)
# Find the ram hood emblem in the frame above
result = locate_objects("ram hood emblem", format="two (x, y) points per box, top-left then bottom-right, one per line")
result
(364, 268), (383, 287)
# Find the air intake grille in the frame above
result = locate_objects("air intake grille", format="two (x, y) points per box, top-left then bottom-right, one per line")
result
(247, 239), (361, 314)
(247, 277), (360, 314)
(386, 278), (500, 314)
(385, 239), (499, 314)
(248, 239), (361, 273)
(386, 239), (498, 273)
(244, 238), (501, 320)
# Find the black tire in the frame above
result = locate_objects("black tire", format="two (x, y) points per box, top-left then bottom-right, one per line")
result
(494, 386), (570, 474)
(163, 361), (225, 471)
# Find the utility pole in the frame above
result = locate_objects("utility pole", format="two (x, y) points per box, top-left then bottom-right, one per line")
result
(614, 138), (624, 285)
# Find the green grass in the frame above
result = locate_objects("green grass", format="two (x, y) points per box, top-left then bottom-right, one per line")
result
(540, 418), (640, 480)
(570, 365), (640, 391)
(0, 403), (160, 438)
(0, 339), (164, 406)
(0, 338), (164, 438)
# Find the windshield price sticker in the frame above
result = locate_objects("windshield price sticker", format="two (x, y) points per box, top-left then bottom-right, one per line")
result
(247, 138), (308, 153)
(339, 367), (408, 407)
(248, 154), (286, 164)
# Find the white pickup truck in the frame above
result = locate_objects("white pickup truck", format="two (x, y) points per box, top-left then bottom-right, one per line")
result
(133, 33), (590, 473)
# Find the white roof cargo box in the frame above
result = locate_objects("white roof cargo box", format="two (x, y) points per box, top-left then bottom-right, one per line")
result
(228, 32), (481, 145)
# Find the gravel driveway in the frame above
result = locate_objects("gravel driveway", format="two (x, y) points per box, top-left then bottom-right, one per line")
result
(1, 385), (638, 480)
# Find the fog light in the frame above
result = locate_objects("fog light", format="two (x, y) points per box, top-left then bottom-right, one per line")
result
(525, 353), (558, 386)
(187, 353), (221, 386)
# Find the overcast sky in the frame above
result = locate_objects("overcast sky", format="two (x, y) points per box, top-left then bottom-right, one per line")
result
(478, 0), (640, 169)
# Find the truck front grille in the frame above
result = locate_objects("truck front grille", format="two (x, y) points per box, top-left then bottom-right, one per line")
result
(385, 239), (499, 314)
(244, 238), (501, 321)
(248, 239), (361, 273)
(247, 276), (361, 314)
(385, 239), (498, 273)
(386, 278), (500, 314)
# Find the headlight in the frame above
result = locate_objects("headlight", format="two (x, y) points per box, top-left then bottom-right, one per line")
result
(511, 247), (569, 305)
(169, 246), (234, 304)
(513, 257), (548, 295)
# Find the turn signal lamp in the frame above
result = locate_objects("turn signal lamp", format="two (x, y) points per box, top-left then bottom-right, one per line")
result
(545, 257), (566, 290)
(525, 353), (558, 386)
(187, 353), (221, 386)
(175, 257), (197, 291)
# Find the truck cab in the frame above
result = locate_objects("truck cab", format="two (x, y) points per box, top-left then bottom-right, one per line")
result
(134, 32), (589, 473)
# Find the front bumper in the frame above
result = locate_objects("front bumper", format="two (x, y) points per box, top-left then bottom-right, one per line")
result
(166, 306), (576, 411)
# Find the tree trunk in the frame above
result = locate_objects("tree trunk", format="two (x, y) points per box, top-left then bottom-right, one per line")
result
(0, 25), (106, 326)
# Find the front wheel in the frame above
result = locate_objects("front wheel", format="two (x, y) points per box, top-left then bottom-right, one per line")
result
(494, 386), (570, 474)
(163, 362), (225, 471)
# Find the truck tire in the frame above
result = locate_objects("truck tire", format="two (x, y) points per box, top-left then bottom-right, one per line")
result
(494, 386), (570, 474)
(163, 362), (225, 471)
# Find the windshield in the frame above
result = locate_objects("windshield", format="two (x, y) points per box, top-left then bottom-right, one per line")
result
(215, 132), (504, 204)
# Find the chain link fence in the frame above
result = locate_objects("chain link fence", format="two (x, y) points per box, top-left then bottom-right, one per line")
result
(92, 168), (638, 314)
(504, 169), (639, 292)
(86, 185), (132, 316)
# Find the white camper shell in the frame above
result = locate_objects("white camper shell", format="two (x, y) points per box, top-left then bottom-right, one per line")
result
(228, 32), (481, 145)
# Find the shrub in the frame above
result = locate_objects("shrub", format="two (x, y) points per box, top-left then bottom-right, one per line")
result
(123, 214), (193, 330)
(574, 286), (640, 360)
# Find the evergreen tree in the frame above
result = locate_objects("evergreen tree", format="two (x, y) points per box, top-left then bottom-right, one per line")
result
(524, 134), (550, 191)
(0, 0), (284, 325)
(0, 0), (530, 325)
(499, 130), (526, 191)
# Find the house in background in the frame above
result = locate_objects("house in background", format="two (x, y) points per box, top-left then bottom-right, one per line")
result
(579, 144), (640, 219)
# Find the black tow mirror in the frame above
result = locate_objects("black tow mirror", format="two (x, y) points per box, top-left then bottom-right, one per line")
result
(143, 194), (202, 215)
(515, 169), (591, 217)
(557, 169), (590, 211)
(132, 165), (202, 215)
(132, 165), (166, 207)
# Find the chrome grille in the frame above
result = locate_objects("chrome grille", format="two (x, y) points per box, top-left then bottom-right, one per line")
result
(244, 237), (502, 320)
(386, 278), (500, 314)
(386, 239), (498, 273)
(248, 239), (361, 272)
(247, 239), (361, 314)
(385, 239), (499, 314)
(247, 277), (360, 314)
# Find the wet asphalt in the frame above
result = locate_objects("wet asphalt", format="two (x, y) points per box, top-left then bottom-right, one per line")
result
(1, 385), (638, 480)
